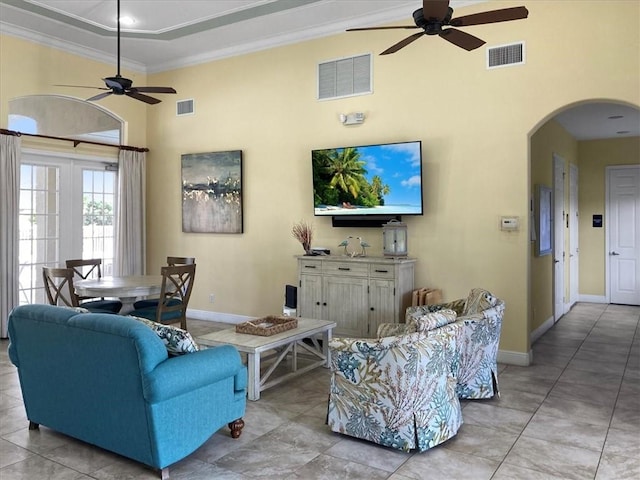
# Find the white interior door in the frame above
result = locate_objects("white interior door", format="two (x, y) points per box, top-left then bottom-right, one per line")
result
(553, 154), (565, 321)
(607, 165), (640, 305)
(569, 164), (579, 307)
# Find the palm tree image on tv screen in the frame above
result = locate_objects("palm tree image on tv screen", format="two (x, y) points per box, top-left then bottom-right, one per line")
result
(312, 141), (423, 216)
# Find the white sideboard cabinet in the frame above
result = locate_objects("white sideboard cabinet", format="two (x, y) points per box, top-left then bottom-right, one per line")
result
(296, 256), (416, 337)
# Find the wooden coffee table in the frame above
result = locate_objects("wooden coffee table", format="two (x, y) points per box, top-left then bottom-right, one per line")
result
(197, 317), (336, 401)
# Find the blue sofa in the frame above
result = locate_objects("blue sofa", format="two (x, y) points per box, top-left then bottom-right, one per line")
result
(7, 304), (247, 479)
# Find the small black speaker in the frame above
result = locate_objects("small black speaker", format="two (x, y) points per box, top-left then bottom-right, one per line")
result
(285, 284), (297, 308)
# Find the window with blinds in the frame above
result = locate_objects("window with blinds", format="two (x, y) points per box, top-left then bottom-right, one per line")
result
(318, 54), (372, 100)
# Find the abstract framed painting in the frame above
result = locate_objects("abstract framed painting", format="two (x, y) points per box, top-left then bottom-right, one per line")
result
(181, 150), (243, 233)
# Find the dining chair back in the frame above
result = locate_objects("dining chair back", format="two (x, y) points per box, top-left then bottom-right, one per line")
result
(42, 267), (79, 307)
(132, 257), (196, 310)
(131, 263), (196, 330)
(167, 256), (195, 266)
(65, 258), (122, 313)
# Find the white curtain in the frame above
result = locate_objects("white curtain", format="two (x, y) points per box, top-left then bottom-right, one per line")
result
(114, 149), (146, 276)
(0, 134), (21, 338)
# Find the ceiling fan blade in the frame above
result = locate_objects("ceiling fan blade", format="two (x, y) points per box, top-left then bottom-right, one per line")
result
(347, 25), (418, 31)
(126, 91), (162, 105)
(380, 32), (424, 55)
(439, 28), (485, 51)
(423, 0), (450, 21)
(86, 92), (113, 102)
(55, 84), (110, 90)
(132, 86), (177, 94)
(450, 6), (529, 27)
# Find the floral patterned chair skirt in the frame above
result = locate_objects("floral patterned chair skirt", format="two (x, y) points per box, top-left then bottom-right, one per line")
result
(327, 318), (463, 452)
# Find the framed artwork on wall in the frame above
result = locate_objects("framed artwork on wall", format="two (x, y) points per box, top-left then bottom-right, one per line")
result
(181, 150), (243, 233)
(535, 184), (552, 256)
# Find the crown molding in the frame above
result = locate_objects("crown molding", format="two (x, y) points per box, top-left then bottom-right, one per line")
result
(0, 22), (147, 73)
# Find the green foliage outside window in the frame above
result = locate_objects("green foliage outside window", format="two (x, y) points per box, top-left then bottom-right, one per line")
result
(83, 199), (113, 226)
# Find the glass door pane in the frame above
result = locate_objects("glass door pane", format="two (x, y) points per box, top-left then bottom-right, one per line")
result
(19, 164), (60, 304)
(82, 169), (116, 276)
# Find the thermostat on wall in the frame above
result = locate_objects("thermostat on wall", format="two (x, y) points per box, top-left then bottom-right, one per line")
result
(501, 216), (519, 231)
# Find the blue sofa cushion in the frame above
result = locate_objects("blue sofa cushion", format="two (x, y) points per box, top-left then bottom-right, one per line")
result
(129, 316), (199, 355)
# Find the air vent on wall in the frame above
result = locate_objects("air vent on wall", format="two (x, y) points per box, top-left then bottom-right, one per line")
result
(176, 99), (194, 116)
(487, 42), (525, 69)
(318, 54), (372, 100)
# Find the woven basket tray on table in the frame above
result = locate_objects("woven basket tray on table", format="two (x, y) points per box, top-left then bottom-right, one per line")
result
(235, 316), (298, 336)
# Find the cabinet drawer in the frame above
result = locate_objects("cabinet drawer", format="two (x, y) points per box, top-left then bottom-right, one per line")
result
(299, 259), (322, 273)
(369, 263), (395, 279)
(323, 262), (368, 277)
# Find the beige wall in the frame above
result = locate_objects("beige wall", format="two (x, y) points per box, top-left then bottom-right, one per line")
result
(2, 1), (639, 360)
(578, 137), (640, 296)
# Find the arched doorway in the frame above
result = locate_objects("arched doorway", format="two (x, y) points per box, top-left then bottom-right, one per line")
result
(529, 100), (640, 343)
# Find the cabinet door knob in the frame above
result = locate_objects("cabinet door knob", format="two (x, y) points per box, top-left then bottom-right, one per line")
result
(323, 302), (327, 306)
(370, 307), (374, 311)
(316, 302), (320, 305)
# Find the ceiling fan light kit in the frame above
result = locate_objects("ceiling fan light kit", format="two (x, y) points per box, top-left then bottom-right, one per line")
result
(347, 0), (528, 55)
(56, 0), (177, 105)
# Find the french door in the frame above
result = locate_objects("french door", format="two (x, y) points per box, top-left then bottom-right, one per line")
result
(18, 151), (117, 305)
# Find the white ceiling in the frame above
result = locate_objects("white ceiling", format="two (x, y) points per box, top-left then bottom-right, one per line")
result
(1, 0), (638, 140)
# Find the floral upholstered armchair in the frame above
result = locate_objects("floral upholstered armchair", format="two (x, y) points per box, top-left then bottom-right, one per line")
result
(327, 310), (463, 452)
(404, 288), (505, 399)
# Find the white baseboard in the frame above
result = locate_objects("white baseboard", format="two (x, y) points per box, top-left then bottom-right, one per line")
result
(187, 308), (251, 324)
(578, 294), (607, 304)
(531, 315), (555, 344)
(498, 349), (532, 366)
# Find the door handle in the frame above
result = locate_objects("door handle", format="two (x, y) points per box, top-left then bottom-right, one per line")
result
(554, 259), (560, 264)
(610, 251), (620, 256)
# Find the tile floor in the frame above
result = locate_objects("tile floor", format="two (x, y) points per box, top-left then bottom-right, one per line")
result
(0, 303), (638, 479)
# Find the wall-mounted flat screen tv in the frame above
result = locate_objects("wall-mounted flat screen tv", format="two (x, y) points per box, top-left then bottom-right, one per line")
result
(312, 140), (423, 217)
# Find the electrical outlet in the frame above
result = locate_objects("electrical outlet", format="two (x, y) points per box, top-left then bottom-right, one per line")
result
(209, 293), (215, 303)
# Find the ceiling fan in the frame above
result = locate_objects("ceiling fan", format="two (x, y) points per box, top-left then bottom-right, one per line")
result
(347, 0), (528, 54)
(56, 0), (176, 104)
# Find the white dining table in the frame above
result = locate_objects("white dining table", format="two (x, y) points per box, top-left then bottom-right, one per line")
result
(75, 275), (163, 314)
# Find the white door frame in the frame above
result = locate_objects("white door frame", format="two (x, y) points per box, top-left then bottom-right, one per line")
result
(569, 164), (579, 308)
(606, 164), (640, 305)
(553, 153), (565, 321)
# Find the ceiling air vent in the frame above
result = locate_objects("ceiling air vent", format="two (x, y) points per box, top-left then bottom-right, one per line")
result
(318, 54), (372, 101)
(487, 42), (525, 69)
(176, 99), (194, 116)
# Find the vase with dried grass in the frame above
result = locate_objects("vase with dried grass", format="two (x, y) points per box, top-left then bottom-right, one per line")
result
(292, 220), (314, 255)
